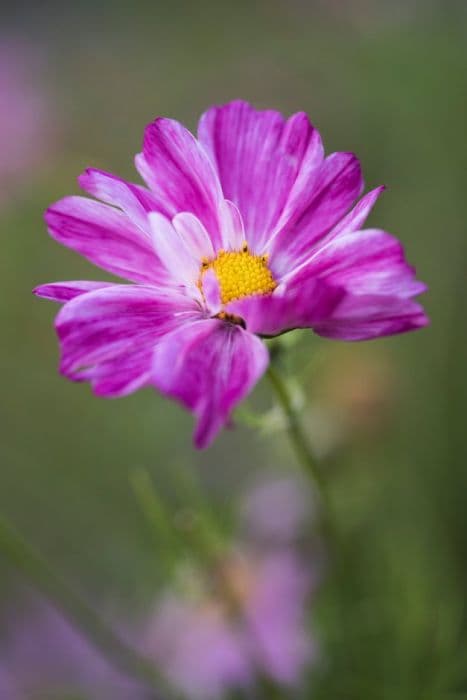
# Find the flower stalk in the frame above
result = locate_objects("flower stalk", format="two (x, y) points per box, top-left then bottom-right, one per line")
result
(267, 364), (324, 490)
(266, 363), (338, 545)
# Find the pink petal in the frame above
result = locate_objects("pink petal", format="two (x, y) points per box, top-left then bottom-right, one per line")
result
(76, 347), (156, 397)
(152, 319), (269, 448)
(45, 196), (169, 285)
(55, 285), (199, 396)
(172, 212), (214, 261)
(296, 228), (427, 298)
(198, 100), (323, 252)
(272, 228), (428, 340)
(218, 199), (245, 250)
(201, 269), (221, 315)
(313, 296), (428, 341)
(136, 118), (223, 247)
(269, 152), (364, 277)
(278, 186), (385, 282)
(322, 185), (386, 243)
(226, 279), (343, 337)
(33, 280), (112, 303)
(78, 168), (161, 233)
(148, 212), (202, 291)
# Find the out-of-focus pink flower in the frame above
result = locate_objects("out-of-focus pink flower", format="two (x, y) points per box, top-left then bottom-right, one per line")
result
(144, 548), (313, 697)
(35, 100), (427, 448)
(0, 40), (53, 203)
(145, 597), (251, 700)
(0, 597), (148, 699)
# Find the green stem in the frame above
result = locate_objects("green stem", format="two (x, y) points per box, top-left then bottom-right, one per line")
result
(267, 364), (325, 491)
(266, 364), (336, 540)
(0, 514), (174, 700)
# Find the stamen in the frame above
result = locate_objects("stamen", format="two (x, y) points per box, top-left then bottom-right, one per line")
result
(200, 246), (277, 305)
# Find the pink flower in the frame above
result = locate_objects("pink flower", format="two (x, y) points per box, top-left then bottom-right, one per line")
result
(144, 551), (313, 697)
(144, 597), (251, 700)
(34, 100), (428, 448)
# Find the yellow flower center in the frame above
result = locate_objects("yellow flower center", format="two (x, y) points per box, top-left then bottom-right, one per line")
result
(201, 244), (277, 305)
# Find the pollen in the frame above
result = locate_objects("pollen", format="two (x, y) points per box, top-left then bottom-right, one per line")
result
(200, 244), (277, 305)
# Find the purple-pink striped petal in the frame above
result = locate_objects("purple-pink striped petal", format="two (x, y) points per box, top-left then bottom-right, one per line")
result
(198, 101), (323, 253)
(322, 185), (386, 243)
(279, 227), (428, 340)
(201, 269), (222, 315)
(218, 199), (245, 251)
(269, 152), (364, 277)
(45, 196), (168, 285)
(136, 117), (223, 247)
(33, 280), (113, 303)
(152, 319), (269, 448)
(172, 212), (215, 261)
(313, 296), (428, 341)
(148, 212), (203, 292)
(78, 168), (161, 233)
(293, 228), (427, 298)
(226, 280), (343, 337)
(55, 285), (200, 395)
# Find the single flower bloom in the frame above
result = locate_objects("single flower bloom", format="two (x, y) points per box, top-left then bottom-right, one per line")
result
(144, 550), (313, 697)
(34, 100), (428, 448)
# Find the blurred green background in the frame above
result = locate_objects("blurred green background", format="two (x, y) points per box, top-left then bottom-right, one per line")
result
(1, 1), (467, 697)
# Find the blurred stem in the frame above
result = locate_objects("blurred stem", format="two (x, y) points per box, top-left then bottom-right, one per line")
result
(267, 364), (325, 492)
(132, 466), (225, 575)
(0, 514), (174, 700)
(131, 467), (181, 578)
(169, 460), (226, 558)
(266, 364), (336, 539)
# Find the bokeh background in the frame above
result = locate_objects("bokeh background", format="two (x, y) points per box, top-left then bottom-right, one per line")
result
(1, 1), (467, 698)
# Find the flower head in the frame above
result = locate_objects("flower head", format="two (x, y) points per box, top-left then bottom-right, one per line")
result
(144, 549), (313, 698)
(35, 100), (428, 447)
(144, 474), (315, 697)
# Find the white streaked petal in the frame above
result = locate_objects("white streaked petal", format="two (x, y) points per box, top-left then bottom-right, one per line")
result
(201, 269), (222, 315)
(172, 212), (214, 261)
(219, 199), (246, 251)
(148, 212), (199, 285)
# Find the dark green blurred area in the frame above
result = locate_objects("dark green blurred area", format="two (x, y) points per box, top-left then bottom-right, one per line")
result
(1, 1), (466, 697)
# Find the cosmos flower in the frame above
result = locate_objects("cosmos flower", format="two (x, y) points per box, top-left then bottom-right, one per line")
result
(34, 100), (427, 448)
(144, 550), (312, 698)
(144, 476), (314, 698)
